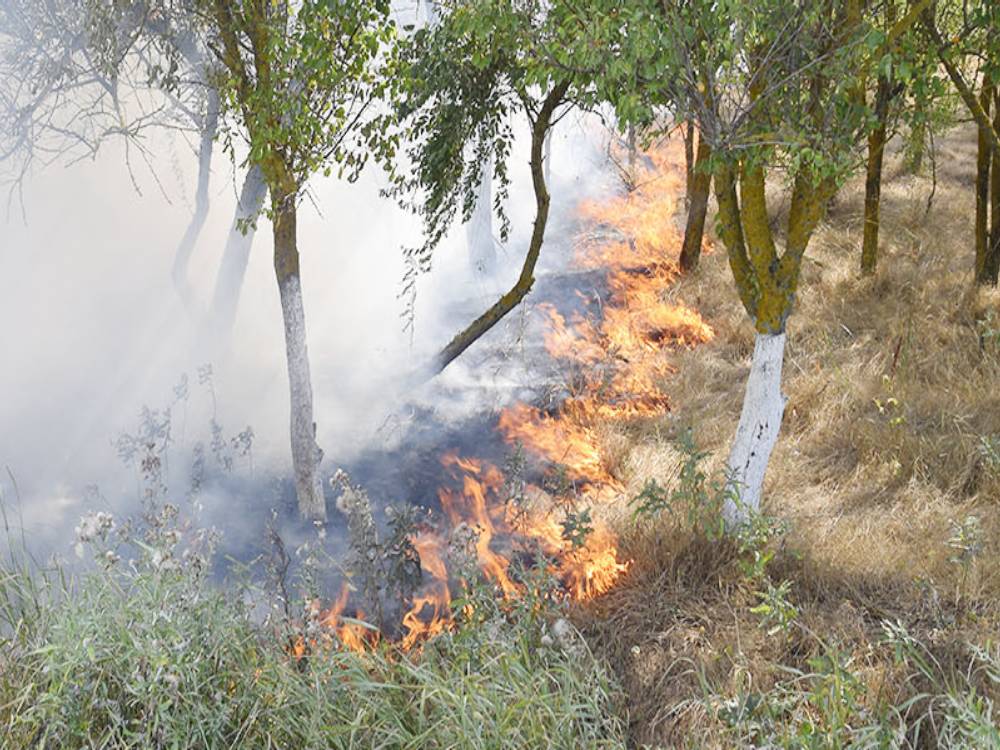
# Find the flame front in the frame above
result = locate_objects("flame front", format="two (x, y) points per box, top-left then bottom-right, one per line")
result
(318, 138), (713, 653)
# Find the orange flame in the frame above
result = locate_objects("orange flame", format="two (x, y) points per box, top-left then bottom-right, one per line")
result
(309, 138), (710, 654)
(319, 583), (377, 653)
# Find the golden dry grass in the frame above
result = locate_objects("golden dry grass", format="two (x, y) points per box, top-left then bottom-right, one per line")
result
(575, 124), (1000, 748)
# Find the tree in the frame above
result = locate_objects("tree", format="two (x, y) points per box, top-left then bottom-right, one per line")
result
(390, 0), (584, 376)
(679, 129), (711, 273)
(0, 0), (268, 338)
(593, 0), (931, 525)
(204, 0), (398, 520)
(921, 1), (1000, 284)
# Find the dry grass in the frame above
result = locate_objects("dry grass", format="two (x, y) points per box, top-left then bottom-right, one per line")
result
(576, 124), (1000, 747)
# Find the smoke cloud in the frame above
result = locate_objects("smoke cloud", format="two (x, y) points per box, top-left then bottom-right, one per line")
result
(0, 101), (614, 561)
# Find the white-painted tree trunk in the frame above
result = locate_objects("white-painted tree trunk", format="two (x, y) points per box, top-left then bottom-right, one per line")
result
(210, 165), (268, 340)
(466, 156), (497, 277)
(277, 273), (326, 521)
(724, 331), (788, 528)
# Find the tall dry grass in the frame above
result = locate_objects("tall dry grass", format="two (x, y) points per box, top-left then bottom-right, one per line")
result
(576, 124), (1000, 748)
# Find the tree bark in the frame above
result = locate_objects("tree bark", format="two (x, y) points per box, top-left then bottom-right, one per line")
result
(712, 162), (759, 320)
(907, 114), (926, 173)
(712, 158), (831, 527)
(679, 136), (711, 273)
(627, 124), (637, 176)
(172, 91), (219, 309)
(684, 120), (696, 203)
(924, 16), (1000, 155)
(428, 80), (570, 376)
(976, 78), (994, 284)
(211, 164), (268, 336)
(861, 75), (892, 275)
(466, 155), (497, 277)
(724, 332), (787, 527)
(272, 190), (326, 521)
(989, 90), (1000, 284)
(543, 127), (553, 187)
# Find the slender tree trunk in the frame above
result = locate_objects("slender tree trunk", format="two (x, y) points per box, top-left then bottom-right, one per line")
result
(684, 121), (696, 203)
(429, 81), (569, 377)
(272, 190), (326, 521)
(543, 127), (553, 187)
(627, 124), (637, 175)
(990, 91), (1000, 284)
(679, 137), (711, 273)
(723, 332), (787, 526)
(907, 114), (926, 173)
(861, 76), (892, 275)
(211, 165), (268, 337)
(467, 155), (497, 277)
(173, 91), (219, 309)
(975, 78), (993, 284)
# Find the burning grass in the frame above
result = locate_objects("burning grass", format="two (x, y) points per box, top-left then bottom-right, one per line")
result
(298, 139), (713, 654)
(0, 515), (627, 749)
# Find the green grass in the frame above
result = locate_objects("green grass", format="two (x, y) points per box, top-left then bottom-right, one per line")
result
(0, 526), (626, 750)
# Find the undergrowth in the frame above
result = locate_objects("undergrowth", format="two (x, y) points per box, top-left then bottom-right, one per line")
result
(580, 432), (999, 749)
(0, 503), (626, 750)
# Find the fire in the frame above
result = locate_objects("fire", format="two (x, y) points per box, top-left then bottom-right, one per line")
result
(498, 139), (712, 485)
(320, 583), (375, 653)
(308, 138), (711, 655)
(498, 403), (614, 489)
(401, 533), (451, 649)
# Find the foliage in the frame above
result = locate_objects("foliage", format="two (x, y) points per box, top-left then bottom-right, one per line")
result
(387, 0), (584, 322)
(630, 430), (729, 541)
(201, 0), (399, 199)
(630, 433), (795, 637)
(704, 622), (1000, 749)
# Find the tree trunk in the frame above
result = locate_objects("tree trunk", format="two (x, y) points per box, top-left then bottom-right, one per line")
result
(907, 115), (926, 173)
(684, 121), (696, 203)
(272, 191), (326, 521)
(989, 90), (1000, 284)
(466, 155), (497, 277)
(679, 136), (711, 273)
(627, 124), (637, 175)
(211, 165), (268, 337)
(861, 76), (892, 275)
(724, 332), (787, 527)
(713, 158), (831, 527)
(976, 78), (994, 284)
(173, 91), (219, 309)
(428, 80), (570, 377)
(543, 127), (553, 187)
